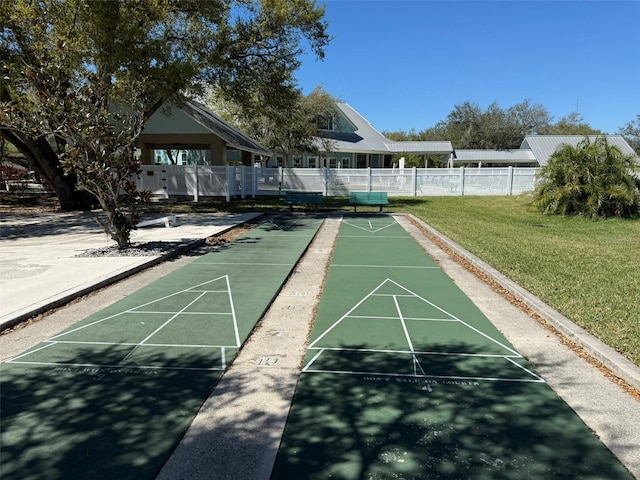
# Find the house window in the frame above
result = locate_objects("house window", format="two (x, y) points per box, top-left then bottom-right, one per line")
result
(341, 157), (350, 168)
(152, 149), (211, 165)
(316, 114), (334, 131)
(328, 157), (338, 168)
(276, 156), (284, 167)
(293, 156), (302, 168)
(307, 157), (317, 168)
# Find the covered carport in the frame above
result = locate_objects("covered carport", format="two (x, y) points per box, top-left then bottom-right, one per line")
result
(451, 149), (538, 168)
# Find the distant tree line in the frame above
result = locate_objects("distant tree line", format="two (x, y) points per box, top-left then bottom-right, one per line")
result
(384, 100), (639, 155)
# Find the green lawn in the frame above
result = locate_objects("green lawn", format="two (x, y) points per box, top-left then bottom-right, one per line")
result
(145, 194), (640, 367)
(394, 195), (640, 367)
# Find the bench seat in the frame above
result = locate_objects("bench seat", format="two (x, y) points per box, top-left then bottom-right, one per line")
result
(349, 191), (389, 212)
(284, 191), (323, 212)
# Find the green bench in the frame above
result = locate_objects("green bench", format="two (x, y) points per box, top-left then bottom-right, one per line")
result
(284, 191), (323, 212)
(349, 191), (389, 212)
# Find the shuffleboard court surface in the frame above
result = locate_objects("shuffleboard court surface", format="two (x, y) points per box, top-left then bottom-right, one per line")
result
(271, 215), (632, 480)
(0, 215), (322, 480)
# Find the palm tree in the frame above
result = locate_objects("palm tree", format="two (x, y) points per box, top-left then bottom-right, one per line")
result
(533, 136), (640, 218)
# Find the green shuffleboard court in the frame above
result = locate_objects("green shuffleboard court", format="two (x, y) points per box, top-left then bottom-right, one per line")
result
(0, 215), (323, 480)
(271, 215), (632, 480)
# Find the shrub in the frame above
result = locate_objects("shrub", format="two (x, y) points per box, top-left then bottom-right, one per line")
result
(533, 136), (640, 218)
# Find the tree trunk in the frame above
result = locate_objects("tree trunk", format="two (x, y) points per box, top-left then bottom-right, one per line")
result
(1, 130), (96, 211)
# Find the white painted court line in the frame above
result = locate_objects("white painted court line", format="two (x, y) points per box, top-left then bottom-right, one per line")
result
(193, 262), (294, 266)
(307, 346), (522, 358)
(226, 275), (241, 348)
(303, 277), (544, 383)
(505, 356), (545, 382)
(301, 367), (546, 384)
(338, 235), (408, 239)
(9, 275), (243, 372)
(34, 341), (238, 348)
(331, 265), (439, 269)
(342, 219), (398, 234)
(5, 360), (226, 372)
(48, 275), (233, 340)
(6, 342), (57, 363)
(381, 279), (522, 357)
(118, 291), (208, 364)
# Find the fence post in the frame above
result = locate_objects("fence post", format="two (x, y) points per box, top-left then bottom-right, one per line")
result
(323, 167), (328, 196)
(252, 165), (258, 198)
(507, 166), (514, 196)
(240, 166), (246, 199)
(460, 166), (465, 196)
(412, 167), (417, 196)
(193, 164), (199, 202)
(367, 167), (372, 192)
(162, 167), (169, 199)
(225, 166), (232, 202)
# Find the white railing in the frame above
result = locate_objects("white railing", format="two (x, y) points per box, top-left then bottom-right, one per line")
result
(136, 165), (539, 200)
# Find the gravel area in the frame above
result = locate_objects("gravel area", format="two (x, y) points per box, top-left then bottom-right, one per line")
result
(75, 241), (185, 257)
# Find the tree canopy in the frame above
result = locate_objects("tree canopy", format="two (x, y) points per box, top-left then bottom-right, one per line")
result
(0, 0), (330, 210)
(384, 100), (604, 150)
(209, 85), (339, 165)
(618, 114), (640, 155)
(0, 0), (329, 247)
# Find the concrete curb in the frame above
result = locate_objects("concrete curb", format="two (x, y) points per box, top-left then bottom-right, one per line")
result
(406, 213), (640, 393)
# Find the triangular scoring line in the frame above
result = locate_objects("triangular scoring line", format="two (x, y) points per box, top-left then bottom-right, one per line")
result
(308, 278), (520, 357)
(342, 219), (397, 234)
(48, 275), (239, 347)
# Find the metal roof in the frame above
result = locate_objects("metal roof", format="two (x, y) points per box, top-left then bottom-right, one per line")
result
(321, 103), (454, 155)
(520, 135), (637, 166)
(454, 149), (537, 163)
(385, 141), (453, 154)
(182, 101), (272, 156)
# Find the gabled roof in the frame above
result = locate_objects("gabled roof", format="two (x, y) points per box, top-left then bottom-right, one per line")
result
(321, 103), (453, 155)
(181, 101), (271, 156)
(521, 135), (637, 167)
(454, 149), (537, 164)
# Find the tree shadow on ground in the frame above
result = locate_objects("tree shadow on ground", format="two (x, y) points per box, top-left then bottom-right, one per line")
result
(271, 341), (633, 480)
(0, 348), (232, 480)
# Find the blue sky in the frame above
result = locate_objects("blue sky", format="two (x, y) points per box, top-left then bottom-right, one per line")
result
(295, 0), (640, 135)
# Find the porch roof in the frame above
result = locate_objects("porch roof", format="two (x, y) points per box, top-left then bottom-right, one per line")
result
(181, 101), (272, 156)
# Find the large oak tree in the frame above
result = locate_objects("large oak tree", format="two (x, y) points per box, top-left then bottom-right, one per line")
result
(0, 0), (329, 245)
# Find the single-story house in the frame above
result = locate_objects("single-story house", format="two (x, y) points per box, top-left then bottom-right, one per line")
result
(137, 100), (638, 171)
(137, 100), (271, 166)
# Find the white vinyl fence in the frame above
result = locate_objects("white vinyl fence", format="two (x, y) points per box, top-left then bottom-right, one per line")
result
(136, 165), (538, 201)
